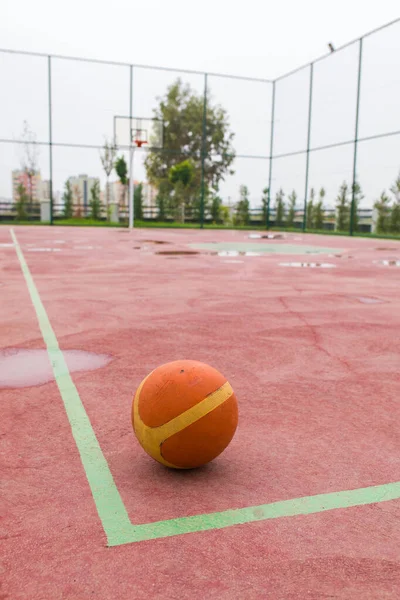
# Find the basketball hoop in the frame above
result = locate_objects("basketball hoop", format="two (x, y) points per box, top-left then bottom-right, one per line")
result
(134, 139), (148, 148)
(114, 116), (163, 150)
(113, 115), (163, 229)
(131, 125), (148, 148)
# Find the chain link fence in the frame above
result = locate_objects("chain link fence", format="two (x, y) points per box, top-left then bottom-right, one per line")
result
(1, 17), (399, 235)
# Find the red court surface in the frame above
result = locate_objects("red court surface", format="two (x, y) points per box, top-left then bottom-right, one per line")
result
(1, 225), (400, 599)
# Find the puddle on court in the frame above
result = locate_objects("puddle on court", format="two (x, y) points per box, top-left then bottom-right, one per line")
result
(156, 250), (200, 256)
(0, 348), (112, 388)
(248, 234), (284, 240)
(0, 243), (14, 248)
(74, 246), (102, 250)
(26, 247), (62, 252)
(280, 262), (336, 268)
(142, 240), (170, 245)
(374, 260), (400, 267)
(217, 251), (261, 257)
(357, 297), (385, 304)
(191, 242), (341, 255)
(222, 260), (244, 264)
(375, 247), (398, 251)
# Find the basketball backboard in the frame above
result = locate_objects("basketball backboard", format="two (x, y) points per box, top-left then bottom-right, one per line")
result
(113, 116), (163, 149)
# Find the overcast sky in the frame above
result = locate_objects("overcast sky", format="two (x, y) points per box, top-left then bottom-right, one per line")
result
(1, 0), (400, 208)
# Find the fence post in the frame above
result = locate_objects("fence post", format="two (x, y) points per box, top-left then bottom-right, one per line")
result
(350, 38), (363, 236)
(47, 56), (53, 225)
(303, 62), (314, 231)
(267, 81), (276, 229)
(200, 73), (208, 229)
(128, 65), (134, 228)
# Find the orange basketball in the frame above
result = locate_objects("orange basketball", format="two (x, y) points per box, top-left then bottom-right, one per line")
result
(132, 360), (238, 469)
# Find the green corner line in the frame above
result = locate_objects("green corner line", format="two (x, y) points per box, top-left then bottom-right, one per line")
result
(10, 229), (400, 548)
(106, 481), (400, 546)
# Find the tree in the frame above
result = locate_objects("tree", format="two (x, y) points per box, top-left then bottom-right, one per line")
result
(351, 181), (364, 232)
(211, 195), (222, 223)
(220, 205), (231, 225)
(235, 185), (250, 225)
(115, 155), (128, 207)
(134, 183), (144, 221)
(275, 188), (285, 227)
(261, 187), (269, 227)
(100, 139), (117, 212)
(286, 190), (297, 228)
(89, 180), (102, 220)
(15, 182), (29, 220)
(336, 181), (350, 232)
(63, 180), (73, 219)
(20, 120), (40, 212)
(144, 79), (235, 214)
(390, 172), (400, 233)
(169, 159), (195, 222)
(156, 180), (170, 221)
(374, 191), (391, 234)
(306, 187), (315, 229)
(313, 187), (326, 230)
(391, 202), (400, 234)
(169, 159), (195, 187)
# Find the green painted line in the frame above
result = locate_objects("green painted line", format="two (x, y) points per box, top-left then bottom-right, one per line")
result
(11, 229), (400, 547)
(114, 481), (400, 546)
(10, 229), (132, 545)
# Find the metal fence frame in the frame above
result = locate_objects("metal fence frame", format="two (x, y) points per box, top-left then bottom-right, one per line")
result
(1, 15), (400, 233)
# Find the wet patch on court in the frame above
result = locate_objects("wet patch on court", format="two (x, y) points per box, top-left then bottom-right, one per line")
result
(156, 250), (200, 256)
(248, 233), (284, 240)
(26, 247), (62, 252)
(190, 242), (342, 255)
(0, 348), (112, 388)
(142, 240), (171, 245)
(74, 245), (102, 250)
(217, 251), (261, 257)
(222, 260), (244, 264)
(280, 262), (336, 268)
(374, 259), (400, 266)
(375, 247), (399, 251)
(356, 297), (386, 304)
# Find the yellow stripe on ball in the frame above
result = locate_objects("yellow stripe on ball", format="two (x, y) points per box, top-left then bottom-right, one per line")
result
(133, 379), (234, 469)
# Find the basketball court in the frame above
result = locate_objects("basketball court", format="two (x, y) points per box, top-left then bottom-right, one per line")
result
(1, 225), (400, 598)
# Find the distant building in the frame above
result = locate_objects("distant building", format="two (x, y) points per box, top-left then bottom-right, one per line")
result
(104, 180), (156, 210)
(68, 174), (100, 216)
(104, 181), (127, 207)
(12, 170), (42, 203)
